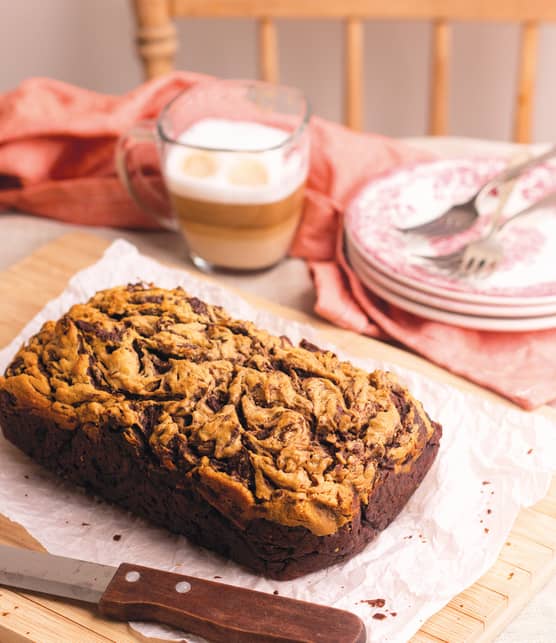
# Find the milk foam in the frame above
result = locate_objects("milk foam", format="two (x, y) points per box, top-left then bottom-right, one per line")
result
(164, 119), (306, 204)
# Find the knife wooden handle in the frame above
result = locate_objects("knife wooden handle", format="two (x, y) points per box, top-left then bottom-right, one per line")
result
(98, 563), (366, 643)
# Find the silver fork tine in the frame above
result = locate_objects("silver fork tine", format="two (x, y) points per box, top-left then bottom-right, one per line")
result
(400, 146), (556, 238)
(419, 249), (464, 265)
(417, 151), (530, 276)
(474, 258), (489, 276)
(398, 197), (477, 236)
(475, 259), (494, 279)
(459, 256), (475, 276)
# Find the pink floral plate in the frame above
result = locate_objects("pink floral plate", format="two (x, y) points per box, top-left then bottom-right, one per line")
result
(345, 158), (556, 305)
(348, 242), (556, 331)
(347, 237), (556, 321)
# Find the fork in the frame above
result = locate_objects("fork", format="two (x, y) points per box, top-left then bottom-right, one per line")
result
(421, 186), (556, 276)
(398, 144), (556, 237)
(449, 176), (517, 277)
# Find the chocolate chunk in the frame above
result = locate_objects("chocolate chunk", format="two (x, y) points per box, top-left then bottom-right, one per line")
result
(74, 319), (97, 334)
(150, 353), (172, 374)
(142, 405), (162, 435)
(6, 356), (24, 375)
(133, 294), (164, 304)
(88, 364), (111, 392)
(126, 282), (151, 292)
(299, 339), (322, 353)
(389, 388), (410, 418)
(229, 324), (249, 336)
(75, 319), (123, 343)
(206, 391), (227, 413)
(188, 297), (208, 315)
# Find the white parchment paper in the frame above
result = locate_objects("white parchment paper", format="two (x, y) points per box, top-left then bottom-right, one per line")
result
(0, 240), (555, 643)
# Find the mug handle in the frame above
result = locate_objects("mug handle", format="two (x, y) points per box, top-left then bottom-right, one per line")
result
(115, 120), (179, 231)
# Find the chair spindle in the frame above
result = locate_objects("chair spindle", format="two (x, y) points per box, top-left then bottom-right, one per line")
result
(133, 0), (178, 80)
(345, 18), (364, 130)
(428, 18), (450, 136)
(514, 21), (538, 143)
(259, 18), (279, 83)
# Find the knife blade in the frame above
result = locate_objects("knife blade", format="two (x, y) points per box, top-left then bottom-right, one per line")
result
(0, 545), (366, 643)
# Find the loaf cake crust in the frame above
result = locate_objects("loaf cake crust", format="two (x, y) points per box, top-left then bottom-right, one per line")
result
(0, 284), (441, 579)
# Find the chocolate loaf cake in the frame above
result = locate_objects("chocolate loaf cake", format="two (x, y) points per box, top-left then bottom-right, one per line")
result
(0, 284), (441, 579)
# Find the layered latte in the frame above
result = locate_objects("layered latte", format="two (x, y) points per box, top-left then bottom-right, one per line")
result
(164, 119), (308, 270)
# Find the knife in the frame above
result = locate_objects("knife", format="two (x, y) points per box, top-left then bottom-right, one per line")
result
(0, 545), (366, 642)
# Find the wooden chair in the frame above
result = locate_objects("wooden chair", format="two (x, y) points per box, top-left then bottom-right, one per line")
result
(131, 0), (556, 142)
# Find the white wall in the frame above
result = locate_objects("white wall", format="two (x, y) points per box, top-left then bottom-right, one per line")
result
(1, 0), (555, 141)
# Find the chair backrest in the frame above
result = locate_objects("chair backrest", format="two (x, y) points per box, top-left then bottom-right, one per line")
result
(132, 0), (556, 142)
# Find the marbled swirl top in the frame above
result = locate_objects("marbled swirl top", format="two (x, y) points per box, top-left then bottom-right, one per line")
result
(0, 284), (436, 536)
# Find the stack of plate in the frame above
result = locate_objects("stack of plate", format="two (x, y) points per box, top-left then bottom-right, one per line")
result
(344, 158), (556, 331)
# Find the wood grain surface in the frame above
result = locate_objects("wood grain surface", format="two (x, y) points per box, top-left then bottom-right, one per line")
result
(0, 233), (554, 643)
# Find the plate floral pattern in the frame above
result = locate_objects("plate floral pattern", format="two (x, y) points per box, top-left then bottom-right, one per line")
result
(345, 158), (556, 302)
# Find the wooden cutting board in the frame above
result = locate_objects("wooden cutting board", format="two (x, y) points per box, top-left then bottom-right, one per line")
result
(0, 233), (554, 643)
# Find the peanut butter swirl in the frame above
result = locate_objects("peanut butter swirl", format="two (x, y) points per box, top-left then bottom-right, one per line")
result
(1, 285), (435, 536)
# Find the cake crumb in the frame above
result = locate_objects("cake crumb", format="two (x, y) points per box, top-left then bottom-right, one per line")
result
(527, 448), (533, 454)
(362, 598), (385, 608)
(373, 613), (387, 620)
(487, 509), (492, 514)
(482, 481), (491, 485)
(390, 612), (397, 617)
(507, 572), (514, 580)
(81, 522), (90, 526)
(24, 475), (29, 479)
(273, 590), (279, 595)
(112, 534), (122, 541)
(214, 575), (222, 579)
(484, 528), (489, 534)
(2, 612), (9, 617)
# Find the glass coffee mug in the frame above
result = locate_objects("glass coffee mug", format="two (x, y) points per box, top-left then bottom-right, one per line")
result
(116, 79), (310, 271)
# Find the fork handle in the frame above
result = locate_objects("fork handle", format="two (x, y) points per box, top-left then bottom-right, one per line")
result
(498, 189), (556, 231)
(481, 144), (556, 197)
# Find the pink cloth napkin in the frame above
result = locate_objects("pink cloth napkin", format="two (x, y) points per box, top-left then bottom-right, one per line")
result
(1, 74), (555, 410)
